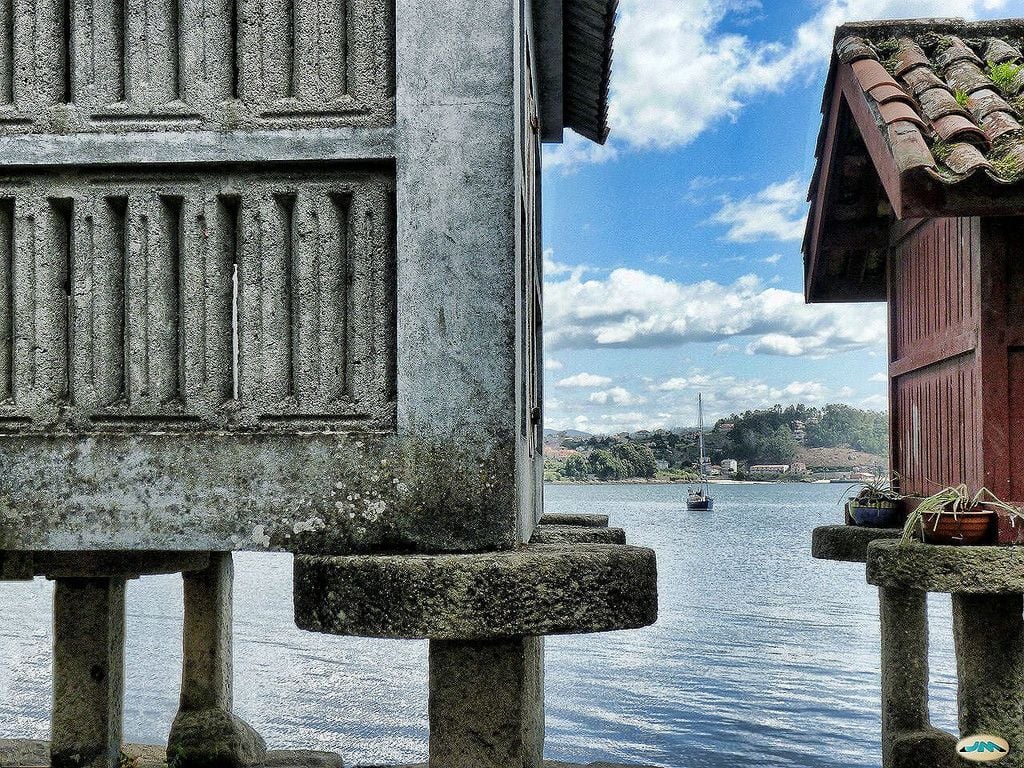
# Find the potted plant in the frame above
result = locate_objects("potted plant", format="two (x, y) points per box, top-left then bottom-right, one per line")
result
(900, 484), (1022, 546)
(844, 473), (903, 528)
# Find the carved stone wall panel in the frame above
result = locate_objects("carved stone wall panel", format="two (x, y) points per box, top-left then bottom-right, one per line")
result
(0, 0), (394, 133)
(0, 165), (395, 431)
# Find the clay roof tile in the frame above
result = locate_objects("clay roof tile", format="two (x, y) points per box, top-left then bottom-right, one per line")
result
(836, 35), (876, 64)
(932, 112), (988, 144)
(980, 37), (1022, 65)
(851, 58), (898, 92)
(934, 36), (984, 70)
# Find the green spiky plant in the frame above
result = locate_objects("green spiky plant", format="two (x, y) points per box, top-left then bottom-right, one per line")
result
(988, 60), (1023, 94)
(844, 471), (902, 506)
(954, 88), (971, 108)
(900, 484), (1022, 545)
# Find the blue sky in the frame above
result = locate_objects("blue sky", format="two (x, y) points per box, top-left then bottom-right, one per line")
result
(540, 0), (1016, 433)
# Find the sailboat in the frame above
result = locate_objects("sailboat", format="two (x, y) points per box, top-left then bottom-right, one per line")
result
(687, 393), (714, 511)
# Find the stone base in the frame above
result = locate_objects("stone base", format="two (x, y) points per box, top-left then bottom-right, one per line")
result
(0, 742), (341, 768)
(889, 727), (959, 768)
(168, 709), (268, 768)
(811, 525), (900, 563)
(867, 539), (1024, 592)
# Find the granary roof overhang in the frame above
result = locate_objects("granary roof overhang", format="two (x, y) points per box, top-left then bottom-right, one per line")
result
(535, 0), (616, 145)
(804, 18), (1024, 304)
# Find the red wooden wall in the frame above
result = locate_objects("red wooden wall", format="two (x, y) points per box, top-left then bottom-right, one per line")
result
(888, 216), (1024, 502)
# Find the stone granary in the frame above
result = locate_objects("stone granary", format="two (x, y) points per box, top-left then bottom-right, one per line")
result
(0, 1), (658, 767)
(806, 17), (1024, 768)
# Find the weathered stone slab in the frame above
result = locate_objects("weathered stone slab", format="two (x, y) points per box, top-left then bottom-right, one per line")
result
(537, 514), (610, 528)
(34, 552), (210, 579)
(0, 552), (33, 580)
(812, 524), (900, 563)
(529, 525), (625, 545)
(293, 544), (658, 639)
(0, 742), (342, 768)
(867, 539), (1024, 593)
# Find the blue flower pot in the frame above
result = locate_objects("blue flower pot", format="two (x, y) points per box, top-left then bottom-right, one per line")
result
(849, 500), (901, 528)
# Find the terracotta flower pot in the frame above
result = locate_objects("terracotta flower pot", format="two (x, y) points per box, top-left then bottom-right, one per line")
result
(921, 508), (994, 545)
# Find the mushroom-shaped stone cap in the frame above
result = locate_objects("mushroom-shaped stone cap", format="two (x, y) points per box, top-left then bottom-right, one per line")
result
(293, 543), (658, 640)
(867, 539), (1024, 593)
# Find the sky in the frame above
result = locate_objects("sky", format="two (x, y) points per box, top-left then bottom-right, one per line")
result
(540, 0), (1018, 434)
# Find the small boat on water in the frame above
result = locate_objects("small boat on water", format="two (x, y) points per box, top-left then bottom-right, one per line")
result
(687, 393), (714, 511)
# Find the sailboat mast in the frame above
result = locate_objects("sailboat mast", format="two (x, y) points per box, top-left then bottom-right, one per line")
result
(698, 394), (706, 484)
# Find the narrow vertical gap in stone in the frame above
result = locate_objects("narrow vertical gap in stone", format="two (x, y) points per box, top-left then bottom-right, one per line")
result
(331, 192), (350, 399)
(111, 0), (125, 101)
(219, 194), (240, 403)
(1, 0), (13, 104)
(338, 0), (347, 96)
(161, 196), (184, 404)
(61, 0), (74, 102)
(284, 0), (295, 97)
(274, 193), (296, 398)
(107, 196), (127, 403)
(50, 198), (74, 402)
(228, 0), (238, 98)
(169, 0), (180, 99)
(0, 199), (12, 401)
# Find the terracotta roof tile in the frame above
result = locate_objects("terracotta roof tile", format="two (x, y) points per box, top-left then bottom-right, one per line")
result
(917, 87), (967, 120)
(851, 58), (898, 91)
(942, 142), (992, 175)
(944, 60), (994, 93)
(980, 37), (1022, 65)
(902, 65), (945, 96)
(868, 83), (913, 105)
(980, 110), (1022, 143)
(894, 38), (930, 76)
(932, 112), (987, 143)
(933, 36), (983, 69)
(833, 23), (1024, 185)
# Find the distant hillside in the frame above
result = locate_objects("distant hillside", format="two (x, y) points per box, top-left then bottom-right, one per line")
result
(543, 403), (888, 481)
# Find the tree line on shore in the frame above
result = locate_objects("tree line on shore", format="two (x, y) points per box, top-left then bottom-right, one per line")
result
(544, 403), (888, 482)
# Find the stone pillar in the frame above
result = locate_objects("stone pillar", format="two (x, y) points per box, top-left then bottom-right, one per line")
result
(169, 553), (266, 768)
(952, 592), (1024, 766)
(51, 578), (126, 768)
(878, 586), (930, 766)
(428, 637), (544, 768)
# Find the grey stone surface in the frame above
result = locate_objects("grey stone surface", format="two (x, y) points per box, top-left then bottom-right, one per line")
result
(294, 544), (658, 639)
(0, 552), (33, 580)
(867, 539), (1024, 593)
(529, 525), (626, 545)
(263, 752), (344, 768)
(953, 593), (1024, 767)
(889, 728), (959, 768)
(167, 710), (266, 768)
(538, 514), (610, 528)
(812, 524), (900, 563)
(879, 587), (931, 767)
(171, 554), (266, 768)
(35, 552), (209, 578)
(0, 738), (49, 767)
(428, 638), (543, 768)
(0, 0), (394, 134)
(0, 127), (396, 167)
(51, 578), (126, 768)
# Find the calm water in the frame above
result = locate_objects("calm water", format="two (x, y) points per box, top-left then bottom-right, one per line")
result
(0, 483), (959, 767)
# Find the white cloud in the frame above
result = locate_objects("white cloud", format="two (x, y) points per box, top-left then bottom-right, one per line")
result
(710, 177), (807, 242)
(545, 266), (886, 358)
(544, 358), (564, 370)
(869, 372), (888, 383)
(589, 387), (645, 406)
(556, 372), (613, 388)
(763, 253), (783, 265)
(543, 248), (575, 276)
(548, 0), (1008, 169)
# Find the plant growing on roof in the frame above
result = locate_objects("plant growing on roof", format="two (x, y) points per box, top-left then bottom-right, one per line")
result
(987, 60), (1023, 94)
(954, 88), (971, 108)
(900, 484), (1023, 546)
